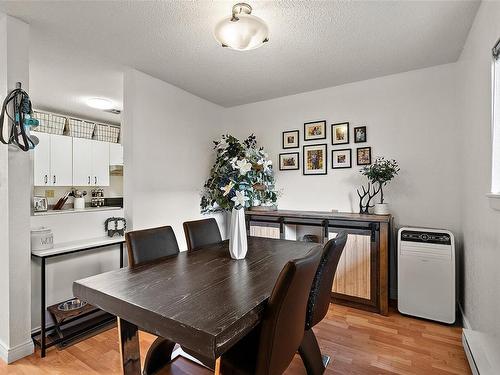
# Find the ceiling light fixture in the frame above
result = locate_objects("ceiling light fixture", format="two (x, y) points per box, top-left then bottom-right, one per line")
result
(214, 3), (269, 51)
(86, 97), (114, 110)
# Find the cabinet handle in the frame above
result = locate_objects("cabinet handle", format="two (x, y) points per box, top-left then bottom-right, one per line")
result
(95, 176), (97, 185)
(88, 176), (91, 185)
(44, 175), (48, 184)
(53, 175), (56, 184)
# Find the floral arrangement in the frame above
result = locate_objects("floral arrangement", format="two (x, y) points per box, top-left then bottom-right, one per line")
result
(201, 134), (278, 213)
(360, 157), (400, 204)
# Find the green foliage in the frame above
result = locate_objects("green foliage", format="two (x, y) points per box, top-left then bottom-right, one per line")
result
(360, 157), (400, 204)
(200, 134), (278, 213)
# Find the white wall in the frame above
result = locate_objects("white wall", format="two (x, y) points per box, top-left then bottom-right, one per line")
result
(122, 69), (227, 250)
(0, 13), (33, 363)
(457, 1), (500, 336)
(224, 64), (461, 234)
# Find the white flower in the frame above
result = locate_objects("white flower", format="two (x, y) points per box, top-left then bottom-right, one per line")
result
(220, 181), (234, 196)
(217, 139), (228, 150)
(230, 157), (238, 169)
(235, 159), (252, 175)
(258, 158), (273, 172)
(231, 190), (249, 207)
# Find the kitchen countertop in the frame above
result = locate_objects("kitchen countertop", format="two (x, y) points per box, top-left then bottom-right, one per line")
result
(32, 206), (122, 216)
(31, 236), (125, 257)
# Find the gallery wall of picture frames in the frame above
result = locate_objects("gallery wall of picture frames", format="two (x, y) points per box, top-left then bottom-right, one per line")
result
(279, 119), (371, 174)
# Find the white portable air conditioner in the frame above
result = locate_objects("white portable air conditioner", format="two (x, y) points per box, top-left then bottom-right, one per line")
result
(398, 227), (455, 324)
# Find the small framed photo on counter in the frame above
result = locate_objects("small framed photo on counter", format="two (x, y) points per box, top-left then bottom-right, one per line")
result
(279, 152), (300, 170)
(303, 144), (327, 175)
(354, 126), (367, 143)
(332, 148), (352, 169)
(357, 146), (372, 165)
(331, 122), (349, 145)
(33, 196), (48, 212)
(282, 130), (299, 149)
(304, 120), (326, 141)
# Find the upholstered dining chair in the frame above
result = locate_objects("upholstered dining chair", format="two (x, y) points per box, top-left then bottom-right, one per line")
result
(299, 231), (348, 375)
(183, 218), (222, 251)
(125, 225), (180, 267)
(218, 244), (323, 375)
(125, 225), (182, 375)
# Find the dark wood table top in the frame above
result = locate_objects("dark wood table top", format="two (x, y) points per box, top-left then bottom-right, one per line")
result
(246, 209), (392, 223)
(73, 237), (318, 360)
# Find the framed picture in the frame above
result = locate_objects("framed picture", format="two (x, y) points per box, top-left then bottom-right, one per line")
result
(282, 130), (299, 149)
(303, 144), (327, 175)
(357, 147), (372, 165)
(354, 126), (367, 143)
(331, 122), (349, 145)
(304, 120), (326, 141)
(33, 196), (48, 212)
(332, 149), (352, 169)
(279, 152), (299, 170)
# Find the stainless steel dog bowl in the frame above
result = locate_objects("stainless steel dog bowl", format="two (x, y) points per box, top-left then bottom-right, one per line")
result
(57, 298), (87, 312)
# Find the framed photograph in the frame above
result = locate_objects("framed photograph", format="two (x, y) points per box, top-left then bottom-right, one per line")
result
(279, 152), (300, 170)
(354, 126), (367, 143)
(332, 148), (352, 169)
(303, 144), (327, 175)
(33, 196), (48, 212)
(331, 122), (349, 145)
(282, 130), (299, 149)
(304, 120), (326, 141)
(357, 147), (372, 165)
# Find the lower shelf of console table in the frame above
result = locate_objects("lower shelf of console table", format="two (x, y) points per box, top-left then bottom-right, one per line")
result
(245, 209), (391, 315)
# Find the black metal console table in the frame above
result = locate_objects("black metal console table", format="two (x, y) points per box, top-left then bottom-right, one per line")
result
(31, 237), (125, 358)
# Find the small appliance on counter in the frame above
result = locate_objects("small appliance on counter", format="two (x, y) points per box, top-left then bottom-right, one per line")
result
(31, 227), (54, 252)
(398, 227), (455, 324)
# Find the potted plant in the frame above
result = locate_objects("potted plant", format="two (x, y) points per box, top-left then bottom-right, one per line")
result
(201, 134), (278, 259)
(360, 157), (399, 215)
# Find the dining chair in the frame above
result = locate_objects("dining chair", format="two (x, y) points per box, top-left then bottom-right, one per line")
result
(125, 225), (180, 267)
(183, 218), (222, 251)
(218, 244), (323, 375)
(299, 231), (348, 375)
(125, 225), (182, 374)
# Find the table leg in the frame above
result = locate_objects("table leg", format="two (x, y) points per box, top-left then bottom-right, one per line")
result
(214, 357), (221, 375)
(40, 257), (46, 358)
(120, 243), (124, 268)
(118, 318), (141, 375)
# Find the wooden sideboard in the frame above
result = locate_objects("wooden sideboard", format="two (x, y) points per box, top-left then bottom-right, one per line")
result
(245, 209), (391, 315)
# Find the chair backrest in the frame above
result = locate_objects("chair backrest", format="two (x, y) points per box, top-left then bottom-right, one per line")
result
(255, 245), (322, 375)
(183, 218), (222, 251)
(125, 226), (180, 267)
(305, 231), (348, 330)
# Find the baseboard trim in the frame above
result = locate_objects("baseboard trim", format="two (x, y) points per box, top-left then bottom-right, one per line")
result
(0, 339), (34, 364)
(458, 303), (471, 329)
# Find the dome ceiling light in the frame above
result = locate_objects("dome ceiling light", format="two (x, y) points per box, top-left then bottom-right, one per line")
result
(214, 3), (269, 51)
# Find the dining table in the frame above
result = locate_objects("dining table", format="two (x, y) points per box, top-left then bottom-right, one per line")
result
(73, 236), (318, 375)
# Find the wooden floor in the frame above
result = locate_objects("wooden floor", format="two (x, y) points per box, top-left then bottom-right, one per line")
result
(0, 305), (471, 375)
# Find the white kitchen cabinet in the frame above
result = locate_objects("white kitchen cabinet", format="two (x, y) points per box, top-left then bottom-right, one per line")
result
(109, 143), (123, 166)
(92, 140), (110, 186)
(50, 135), (73, 186)
(72, 138), (93, 186)
(33, 132), (73, 186)
(72, 138), (110, 186)
(33, 132), (51, 186)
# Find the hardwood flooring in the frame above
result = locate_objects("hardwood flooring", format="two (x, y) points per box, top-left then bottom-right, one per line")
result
(0, 305), (471, 375)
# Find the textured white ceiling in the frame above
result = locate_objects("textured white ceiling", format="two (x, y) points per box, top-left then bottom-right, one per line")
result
(0, 0), (480, 112)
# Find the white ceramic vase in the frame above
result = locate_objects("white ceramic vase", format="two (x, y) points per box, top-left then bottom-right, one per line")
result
(73, 197), (85, 210)
(374, 203), (390, 215)
(229, 208), (248, 260)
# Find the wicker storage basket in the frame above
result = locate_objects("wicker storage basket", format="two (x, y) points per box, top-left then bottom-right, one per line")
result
(32, 111), (66, 135)
(95, 124), (120, 143)
(67, 118), (95, 139)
